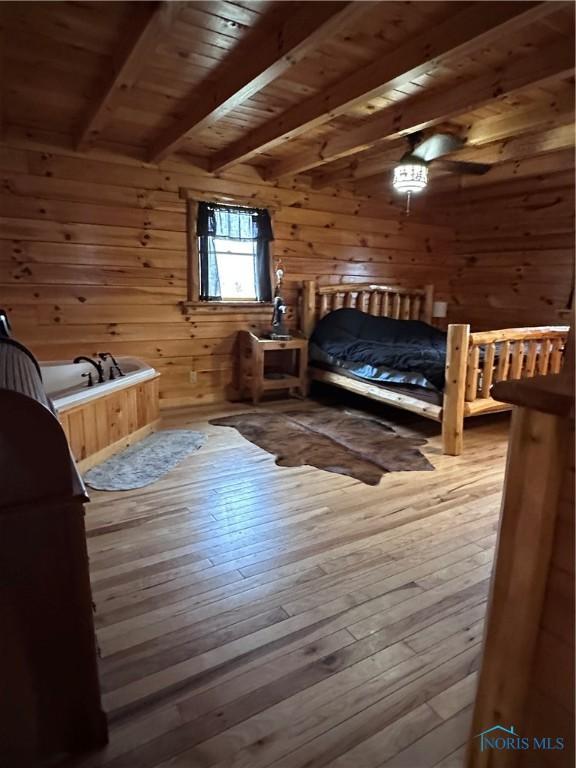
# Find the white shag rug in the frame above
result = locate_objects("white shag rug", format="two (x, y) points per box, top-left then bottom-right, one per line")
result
(84, 429), (206, 491)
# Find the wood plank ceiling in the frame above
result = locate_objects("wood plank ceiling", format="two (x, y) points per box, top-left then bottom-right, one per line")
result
(1, 0), (574, 197)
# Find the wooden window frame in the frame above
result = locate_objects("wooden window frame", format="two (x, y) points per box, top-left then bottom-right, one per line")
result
(180, 189), (277, 313)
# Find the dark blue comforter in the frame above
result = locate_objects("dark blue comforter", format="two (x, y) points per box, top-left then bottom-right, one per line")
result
(310, 308), (447, 391)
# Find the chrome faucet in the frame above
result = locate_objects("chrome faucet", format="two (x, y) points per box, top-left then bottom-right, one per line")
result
(98, 352), (124, 380)
(73, 356), (105, 385)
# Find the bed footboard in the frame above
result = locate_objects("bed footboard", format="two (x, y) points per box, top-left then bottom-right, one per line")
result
(442, 324), (569, 455)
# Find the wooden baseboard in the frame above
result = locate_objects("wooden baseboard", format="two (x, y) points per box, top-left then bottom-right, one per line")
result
(75, 420), (160, 473)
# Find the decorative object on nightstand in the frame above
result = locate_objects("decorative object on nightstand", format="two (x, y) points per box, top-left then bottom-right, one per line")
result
(238, 331), (308, 404)
(269, 259), (291, 340)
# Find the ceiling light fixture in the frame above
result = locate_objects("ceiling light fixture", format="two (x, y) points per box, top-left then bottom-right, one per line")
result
(392, 154), (429, 215)
(392, 159), (429, 193)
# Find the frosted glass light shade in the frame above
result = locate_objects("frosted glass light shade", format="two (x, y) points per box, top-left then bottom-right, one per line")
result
(393, 162), (429, 193)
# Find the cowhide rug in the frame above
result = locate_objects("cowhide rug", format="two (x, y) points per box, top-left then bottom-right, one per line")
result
(210, 406), (434, 485)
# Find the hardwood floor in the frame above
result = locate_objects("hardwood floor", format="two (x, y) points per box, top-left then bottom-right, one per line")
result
(72, 399), (510, 768)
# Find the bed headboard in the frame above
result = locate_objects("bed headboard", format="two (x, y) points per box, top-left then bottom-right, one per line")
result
(301, 280), (434, 337)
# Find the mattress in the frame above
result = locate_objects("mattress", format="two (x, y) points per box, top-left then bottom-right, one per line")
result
(310, 308), (447, 392)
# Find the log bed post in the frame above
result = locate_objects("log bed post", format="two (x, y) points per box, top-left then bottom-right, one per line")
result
(301, 279), (316, 337)
(423, 284), (434, 324)
(442, 324), (470, 455)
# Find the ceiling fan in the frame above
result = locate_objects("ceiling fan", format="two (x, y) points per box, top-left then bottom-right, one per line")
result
(392, 131), (492, 202)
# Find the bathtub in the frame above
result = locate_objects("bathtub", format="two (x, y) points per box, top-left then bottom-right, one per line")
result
(41, 356), (157, 411)
(40, 357), (161, 471)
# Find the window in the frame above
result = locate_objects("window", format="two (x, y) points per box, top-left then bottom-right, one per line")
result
(189, 201), (274, 304)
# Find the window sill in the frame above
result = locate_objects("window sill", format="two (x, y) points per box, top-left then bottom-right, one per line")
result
(179, 301), (273, 315)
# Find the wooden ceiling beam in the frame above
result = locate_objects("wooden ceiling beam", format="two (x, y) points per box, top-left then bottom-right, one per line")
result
(148, 2), (362, 163)
(425, 168), (575, 205)
(443, 123), (575, 165)
(466, 88), (575, 146)
(76, 2), (174, 151)
(310, 150), (399, 190)
(210, 1), (559, 173)
(431, 148), (576, 192)
(265, 38), (574, 179)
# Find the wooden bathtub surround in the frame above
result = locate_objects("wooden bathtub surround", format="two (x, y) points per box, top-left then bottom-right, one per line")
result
(467, 368), (574, 767)
(58, 374), (161, 472)
(302, 281), (569, 455)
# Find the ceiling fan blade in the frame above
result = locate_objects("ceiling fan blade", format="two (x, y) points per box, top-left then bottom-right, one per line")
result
(433, 159), (492, 176)
(411, 133), (464, 162)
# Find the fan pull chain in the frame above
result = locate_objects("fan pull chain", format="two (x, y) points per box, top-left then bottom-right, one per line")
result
(405, 190), (412, 216)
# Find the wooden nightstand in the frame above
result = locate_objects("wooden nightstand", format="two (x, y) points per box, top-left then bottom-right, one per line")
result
(238, 331), (308, 404)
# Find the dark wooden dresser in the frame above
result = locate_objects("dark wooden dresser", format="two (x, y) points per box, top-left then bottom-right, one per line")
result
(0, 338), (107, 766)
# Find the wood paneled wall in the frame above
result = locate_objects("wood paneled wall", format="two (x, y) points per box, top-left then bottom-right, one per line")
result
(0, 142), (453, 407)
(435, 170), (574, 330)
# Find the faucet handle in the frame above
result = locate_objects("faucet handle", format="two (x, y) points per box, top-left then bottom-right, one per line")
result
(81, 371), (94, 388)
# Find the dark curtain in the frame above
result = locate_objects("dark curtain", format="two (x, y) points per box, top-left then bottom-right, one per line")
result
(197, 203), (221, 301)
(197, 202), (273, 302)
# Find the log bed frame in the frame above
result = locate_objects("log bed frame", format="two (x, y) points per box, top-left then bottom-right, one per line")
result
(301, 280), (569, 456)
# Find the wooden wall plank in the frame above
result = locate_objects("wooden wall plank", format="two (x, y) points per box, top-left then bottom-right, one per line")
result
(430, 173), (575, 330)
(3, 136), (570, 407)
(0, 143), (452, 407)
